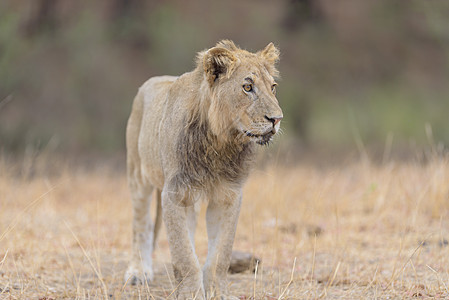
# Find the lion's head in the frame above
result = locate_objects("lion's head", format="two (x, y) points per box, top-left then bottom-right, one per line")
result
(198, 40), (283, 146)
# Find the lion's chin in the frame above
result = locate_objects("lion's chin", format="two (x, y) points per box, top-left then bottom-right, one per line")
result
(256, 133), (274, 145)
(243, 130), (274, 146)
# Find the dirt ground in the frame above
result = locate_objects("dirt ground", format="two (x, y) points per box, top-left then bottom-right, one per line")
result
(1, 156), (449, 299)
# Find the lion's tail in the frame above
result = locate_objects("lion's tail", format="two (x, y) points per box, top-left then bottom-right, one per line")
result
(153, 188), (162, 248)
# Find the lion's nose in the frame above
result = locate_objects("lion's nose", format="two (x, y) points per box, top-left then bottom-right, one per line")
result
(265, 115), (283, 126)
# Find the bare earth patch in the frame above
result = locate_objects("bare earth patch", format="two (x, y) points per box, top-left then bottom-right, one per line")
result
(1, 157), (448, 299)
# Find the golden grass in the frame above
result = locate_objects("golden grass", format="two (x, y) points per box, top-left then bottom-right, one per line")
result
(1, 155), (449, 299)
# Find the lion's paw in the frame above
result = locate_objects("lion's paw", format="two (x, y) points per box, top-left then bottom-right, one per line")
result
(124, 266), (154, 285)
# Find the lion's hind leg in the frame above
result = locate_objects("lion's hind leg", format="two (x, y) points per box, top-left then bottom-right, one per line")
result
(125, 180), (155, 285)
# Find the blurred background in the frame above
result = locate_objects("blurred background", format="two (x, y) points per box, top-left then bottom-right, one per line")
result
(1, 0), (449, 164)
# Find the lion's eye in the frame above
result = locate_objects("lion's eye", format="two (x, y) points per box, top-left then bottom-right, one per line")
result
(271, 84), (277, 94)
(243, 84), (253, 93)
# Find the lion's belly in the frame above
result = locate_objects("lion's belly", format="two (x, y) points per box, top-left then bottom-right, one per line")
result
(140, 161), (164, 189)
(138, 119), (166, 189)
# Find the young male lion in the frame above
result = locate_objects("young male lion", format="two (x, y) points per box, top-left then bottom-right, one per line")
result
(125, 40), (283, 299)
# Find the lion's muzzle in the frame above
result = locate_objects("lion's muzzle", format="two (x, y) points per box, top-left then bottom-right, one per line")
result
(264, 115), (282, 127)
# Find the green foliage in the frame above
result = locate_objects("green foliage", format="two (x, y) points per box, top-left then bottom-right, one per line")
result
(0, 0), (448, 155)
(0, 11), (24, 92)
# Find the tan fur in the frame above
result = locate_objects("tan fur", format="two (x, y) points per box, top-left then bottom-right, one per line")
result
(124, 40), (283, 299)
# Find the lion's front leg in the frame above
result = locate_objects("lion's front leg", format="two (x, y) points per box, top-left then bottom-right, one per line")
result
(162, 186), (205, 300)
(203, 190), (242, 300)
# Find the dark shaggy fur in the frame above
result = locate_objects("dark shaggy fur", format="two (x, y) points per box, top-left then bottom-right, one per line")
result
(174, 118), (255, 189)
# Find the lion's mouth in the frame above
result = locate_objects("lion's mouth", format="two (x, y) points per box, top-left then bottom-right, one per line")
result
(243, 130), (275, 145)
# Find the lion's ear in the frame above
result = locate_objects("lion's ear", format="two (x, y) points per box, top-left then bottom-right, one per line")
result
(203, 47), (237, 85)
(215, 40), (238, 51)
(259, 42), (280, 64)
(259, 42), (280, 78)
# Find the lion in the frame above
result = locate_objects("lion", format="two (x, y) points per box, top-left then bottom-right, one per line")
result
(124, 40), (283, 299)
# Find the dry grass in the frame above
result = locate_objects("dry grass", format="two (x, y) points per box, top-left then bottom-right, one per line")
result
(1, 155), (449, 299)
